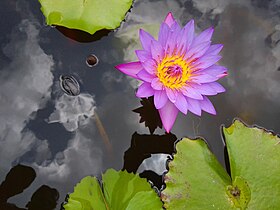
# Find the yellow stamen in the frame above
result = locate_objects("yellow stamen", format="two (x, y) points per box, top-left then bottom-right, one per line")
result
(157, 55), (191, 89)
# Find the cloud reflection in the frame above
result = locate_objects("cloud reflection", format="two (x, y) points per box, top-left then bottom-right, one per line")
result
(48, 93), (96, 132)
(216, 3), (280, 104)
(34, 131), (103, 181)
(0, 3), (104, 207)
(0, 19), (54, 170)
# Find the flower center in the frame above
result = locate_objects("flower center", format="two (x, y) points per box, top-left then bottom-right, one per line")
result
(157, 56), (191, 89)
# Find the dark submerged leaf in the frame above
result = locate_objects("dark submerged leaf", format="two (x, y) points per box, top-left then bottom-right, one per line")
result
(0, 165), (36, 202)
(0, 165), (59, 210)
(123, 132), (177, 173)
(26, 185), (59, 210)
(56, 26), (110, 43)
(133, 97), (162, 134)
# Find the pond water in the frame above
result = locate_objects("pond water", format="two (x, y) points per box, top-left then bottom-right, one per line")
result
(0, 0), (280, 209)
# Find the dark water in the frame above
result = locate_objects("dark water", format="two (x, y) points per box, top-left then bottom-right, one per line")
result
(0, 0), (280, 209)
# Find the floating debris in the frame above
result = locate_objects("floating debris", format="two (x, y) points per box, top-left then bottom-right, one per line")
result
(59, 75), (80, 96)
(86, 54), (99, 67)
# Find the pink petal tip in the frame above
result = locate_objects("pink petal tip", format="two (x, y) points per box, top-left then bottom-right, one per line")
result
(164, 12), (175, 27)
(159, 100), (179, 133)
(115, 61), (143, 79)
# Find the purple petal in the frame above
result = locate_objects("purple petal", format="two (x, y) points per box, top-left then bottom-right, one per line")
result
(165, 34), (177, 56)
(139, 29), (155, 51)
(209, 82), (226, 93)
(186, 97), (202, 116)
(151, 78), (163, 90)
(188, 83), (218, 96)
(136, 82), (155, 98)
(205, 44), (223, 56)
(199, 96), (216, 115)
(191, 27), (214, 47)
(170, 20), (181, 31)
(151, 40), (164, 62)
(192, 55), (222, 70)
(166, 88), (178, 103)
(164, 12), (176, 27)
(177, 19), (195, 54)
(159, 100), (179, 133)
(191, 73), (219, 83)
(154, 90), (168, 109)
(135, 50), (152, 62)
(158, 22), (170, 47)
(180, 85), (203, 100)
(195, 65), (227, 78)
(141, 59), (157, 74)
(165, 22), (181, 55)
(137, 69), (155, 82)
(184, 41), (211, 61)
(115, 62), (143, 79)
(174, 93), (188, 114)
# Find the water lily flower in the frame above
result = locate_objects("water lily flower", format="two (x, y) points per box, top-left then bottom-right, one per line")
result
(115, 12), (227, 133)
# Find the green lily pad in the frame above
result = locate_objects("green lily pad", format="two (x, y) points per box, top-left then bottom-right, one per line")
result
(224, 120), (280, 209)
(63, 169), (163, 210)
(38, 0), (133, 35)
(162, 119), (280, 209)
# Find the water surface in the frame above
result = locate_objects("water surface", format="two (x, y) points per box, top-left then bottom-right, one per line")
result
(0, 0), (280, 208)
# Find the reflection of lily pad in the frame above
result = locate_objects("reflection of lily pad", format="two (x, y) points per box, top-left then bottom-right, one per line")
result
(38, 0), (133, 34)
(63, 169), (162, 210)
(133, 97), (162, 134)
(162, 119), (280, 209)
